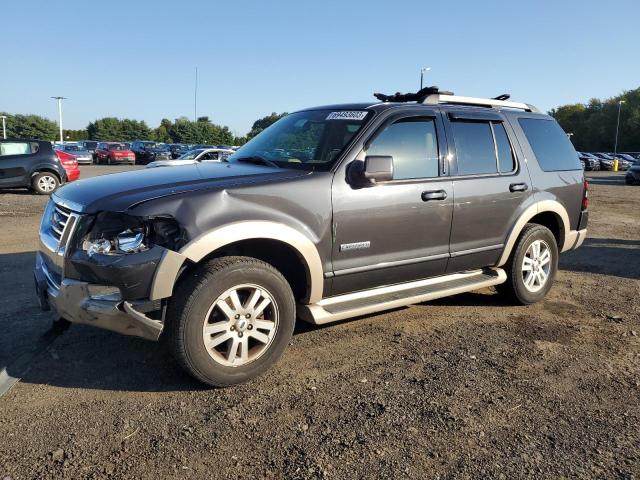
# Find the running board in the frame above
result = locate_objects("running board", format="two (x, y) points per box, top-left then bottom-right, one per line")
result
(298, 268), (506, 325)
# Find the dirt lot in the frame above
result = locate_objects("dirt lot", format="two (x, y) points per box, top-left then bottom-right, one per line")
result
(0, 168), (638, 479)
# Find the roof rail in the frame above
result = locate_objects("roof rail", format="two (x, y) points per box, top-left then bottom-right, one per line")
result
(423, 92), (539, 112)
(372, 86), (539, 112)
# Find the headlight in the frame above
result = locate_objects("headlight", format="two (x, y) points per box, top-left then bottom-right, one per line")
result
(86, 228), (147, 256)
(82, 213), (185, 256)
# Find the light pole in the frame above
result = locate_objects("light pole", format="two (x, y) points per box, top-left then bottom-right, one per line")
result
(0, 116), (6, 139)
(420, 66), (431, 90)
(51, 96), (66, 144)
(194, 67), (198, 122)
(613, 100), (625, 160)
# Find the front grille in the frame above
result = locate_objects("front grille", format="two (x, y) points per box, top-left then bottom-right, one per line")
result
(50, 204), (72, 241)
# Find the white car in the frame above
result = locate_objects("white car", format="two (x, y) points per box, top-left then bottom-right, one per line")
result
(146, 148), (234, 168)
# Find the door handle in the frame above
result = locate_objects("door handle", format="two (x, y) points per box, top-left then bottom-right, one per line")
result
(421, 190), (447, 201)
(509, 182), (528, 192)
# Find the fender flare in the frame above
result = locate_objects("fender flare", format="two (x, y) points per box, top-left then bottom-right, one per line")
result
(496, 200), (570, 267)
(150, 221), (324, 303)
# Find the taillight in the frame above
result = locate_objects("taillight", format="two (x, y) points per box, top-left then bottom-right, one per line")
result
(581, 179), (589, 211)
(55, 150), (78, 166)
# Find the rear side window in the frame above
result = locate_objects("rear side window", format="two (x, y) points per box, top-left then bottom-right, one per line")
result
(451, 120), (516, 175)
(452, 121), (497, 175)
(367, 118), (439, 179)
(519, 118), (581, 171)
(0, 142), (31, 156)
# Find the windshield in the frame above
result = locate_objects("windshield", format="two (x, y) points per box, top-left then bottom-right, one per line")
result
(63, 145), (81, 151)
(84, 141), (98, 149)
(228, 109), (371, 171)
(179, 149), (204, 160)
(142, 142), (163, 150)
(109, 144), (127, 151)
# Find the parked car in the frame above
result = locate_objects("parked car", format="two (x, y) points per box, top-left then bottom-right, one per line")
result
(592, 153), (616, 170)
(77, 140), (99, 160)
(0, 139), (75, 194)
(167, 144), (191, 159)
(130, 141), (172, 165)
(54, 143), (93, 165)
(578, 152), (600, 171)
(604, 153), (632, 170)
(146, 148), (235, 168)
(54, 149), (81, 183)
(616, 153), (638, 165)
(620, 152), (640, 160)
(94, 142), (136, 165)
(625, 163), (640, 184)
(34, 87), (588, 386)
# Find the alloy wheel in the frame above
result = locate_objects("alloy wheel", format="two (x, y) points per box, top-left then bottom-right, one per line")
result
(202, 284), (279, 367)
(521, 239), (552, 293)
(37, 175), (57, 193)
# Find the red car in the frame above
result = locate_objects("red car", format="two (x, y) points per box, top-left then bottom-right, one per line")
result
(95, 142), (136, 165)
(54, 149), (80, 182)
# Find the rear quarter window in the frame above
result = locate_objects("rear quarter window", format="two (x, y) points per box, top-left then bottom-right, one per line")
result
(518, 118), (581, 171)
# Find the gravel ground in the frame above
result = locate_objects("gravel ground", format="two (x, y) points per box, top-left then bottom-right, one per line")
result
(0, 168), (638, 479)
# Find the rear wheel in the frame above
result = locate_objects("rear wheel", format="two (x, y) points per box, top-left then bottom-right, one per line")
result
(167, 256), (295, 387)
(32, 172), (60, 195)
(497, 224), (558, 304)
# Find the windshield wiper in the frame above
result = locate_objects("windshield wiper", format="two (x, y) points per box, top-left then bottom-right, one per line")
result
(233, 156), (280, 168)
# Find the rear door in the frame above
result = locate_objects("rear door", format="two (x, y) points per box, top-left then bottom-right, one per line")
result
(331, 109), (454, 295)
(444, 109), (532, 272)
(0, 141), (34, 187)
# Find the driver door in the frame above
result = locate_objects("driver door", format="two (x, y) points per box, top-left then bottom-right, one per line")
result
(330, 112), (453, 295)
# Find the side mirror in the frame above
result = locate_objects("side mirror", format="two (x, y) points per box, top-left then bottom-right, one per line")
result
(363, 155), (394, 183)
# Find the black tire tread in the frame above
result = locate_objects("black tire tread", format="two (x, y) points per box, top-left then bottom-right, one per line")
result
(166, 255), (292, 387)
(496, 223), (556, 305)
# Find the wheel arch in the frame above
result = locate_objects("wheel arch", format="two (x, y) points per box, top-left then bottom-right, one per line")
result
(151, 221), (324, 303)
(497, 200), (570, 267)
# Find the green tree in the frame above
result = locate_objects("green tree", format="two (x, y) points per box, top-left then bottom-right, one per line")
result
(550, 87), (640, 152)
(247, 112), (287, 139)
(87, 117), (123, 140)
(0, 112), (58, 140)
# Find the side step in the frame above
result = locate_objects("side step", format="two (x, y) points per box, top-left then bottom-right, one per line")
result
(298, 268), (506, 325)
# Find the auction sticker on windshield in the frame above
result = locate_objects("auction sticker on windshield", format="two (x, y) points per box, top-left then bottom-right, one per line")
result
(326, 111), (368, 121)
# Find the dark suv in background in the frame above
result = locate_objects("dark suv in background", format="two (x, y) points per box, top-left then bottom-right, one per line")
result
(130, 141), (172, 165)
(35, 87), (588, 387)
(1, 139), (72, 194)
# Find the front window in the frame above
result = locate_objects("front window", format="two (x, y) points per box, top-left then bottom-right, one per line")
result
(63, 145), (81, 151)
(179, 149), (204, 160)
(109, 144), (127, 151)
(228, 109), (372, 171)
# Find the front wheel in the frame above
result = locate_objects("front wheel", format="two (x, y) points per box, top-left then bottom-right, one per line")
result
(166, 256), (296, 387)
(497, 224), (558, 304)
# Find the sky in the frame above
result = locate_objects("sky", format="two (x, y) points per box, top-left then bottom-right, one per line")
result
(2, 0), (639, 136)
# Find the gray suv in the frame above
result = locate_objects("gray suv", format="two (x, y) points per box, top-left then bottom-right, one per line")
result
(34, 87), (588, 386)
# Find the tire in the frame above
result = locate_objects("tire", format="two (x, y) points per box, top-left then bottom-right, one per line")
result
(496, 224), (558, 305)
(31, 172), (60, 195)
(107, 156), (112, 165)
(166, 256), (296, 387)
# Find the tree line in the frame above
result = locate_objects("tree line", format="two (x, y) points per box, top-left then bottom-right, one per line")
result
(0, 112), (288, 146)
(550, 87), (640, 152)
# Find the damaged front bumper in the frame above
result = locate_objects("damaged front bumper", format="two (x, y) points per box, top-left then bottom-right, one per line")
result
(35, 252), (165, 340)
(34, 199), (186, 341)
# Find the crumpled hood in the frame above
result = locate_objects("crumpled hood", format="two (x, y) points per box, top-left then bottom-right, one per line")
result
(53, 162), (310, 214)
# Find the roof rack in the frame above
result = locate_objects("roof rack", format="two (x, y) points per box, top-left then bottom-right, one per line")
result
(373, 86), (539, 113)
